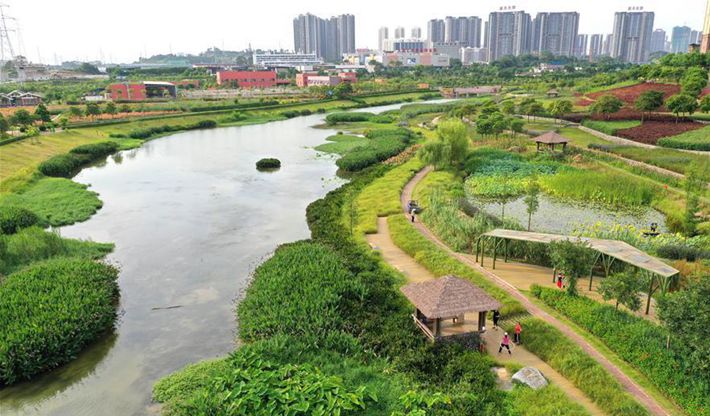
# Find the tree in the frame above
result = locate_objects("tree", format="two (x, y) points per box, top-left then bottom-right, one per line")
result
(34, 103), (51, 123)
(680, 67), (708, 98)
(520, 99), (544, 120)
(68, 106), (84, 118)
(657, 275), (710, 373)
(85, 103), (102, 118)
(598, 271), (642, 311)
(666, 94), (698, 122)
(500, 100), (516, 115)
(699, 94), (710, 113)
(333, 82), (353, 99)
(0, 113), (9, 137)
(510, 118), (525, 137)
(590, 95), (623, 120)
(419, 119), (469, 169)
(489, 112), (509, 138)
(548, 239), (596, 296)
(105, 102), (118, 116)
(683, 162), (707, 236)
(523, 181), (540, 231)
(547, 100), (573, 123)
(10, 109), (34, 127)
(634, 90), (664, 121)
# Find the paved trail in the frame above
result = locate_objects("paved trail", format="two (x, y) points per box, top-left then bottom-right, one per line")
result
(367, 217), (603, 415)
(396, 166), (671, 416)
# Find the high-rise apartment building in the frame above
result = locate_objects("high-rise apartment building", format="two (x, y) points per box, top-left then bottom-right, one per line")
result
(394, 27), (406, 39)
(589, 34), (604, 58)
(702, 0), (710, 52)
(441, 16), (482, 47)
(574, 34), (589, 57)
(486, 10), (532, 62)
(411, 27), (422, 39)
(691, 30), (702, 45)
(427, 19), (446, 47)
(602, 34), (613, 56)
(611, 10), (654, 63)
(531, 12), (579, 57)
(650, 29), (667, 53)
(378, 27), (389, 52)
(293, 13), (355, 62)
(671, 26), (692, 53)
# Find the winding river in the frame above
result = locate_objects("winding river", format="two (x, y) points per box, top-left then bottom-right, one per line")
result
(0, 102), (412, 416)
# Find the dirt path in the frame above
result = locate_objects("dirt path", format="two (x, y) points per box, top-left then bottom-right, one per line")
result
(366, 217), (604, 416)
(399, 166), (670, 416)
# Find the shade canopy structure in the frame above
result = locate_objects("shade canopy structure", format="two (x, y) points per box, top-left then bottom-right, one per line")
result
(532, 131), (570, 152)
(400, 275), (501, 341)
(476, 229), (680, 314)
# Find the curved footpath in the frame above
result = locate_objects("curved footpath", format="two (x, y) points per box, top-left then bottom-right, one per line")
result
(399, 166), (669, 416)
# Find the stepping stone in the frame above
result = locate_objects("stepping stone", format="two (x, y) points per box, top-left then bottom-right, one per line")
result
(512, 366), (548, 390)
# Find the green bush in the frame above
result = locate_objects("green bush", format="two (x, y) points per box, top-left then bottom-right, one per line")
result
(0, 258), (119, 384)
(255, 158), (281, 170)
(126, 119), (218, 140)
(69, 141), (120, 158)
(656, 243), (710, 261)
(335, 129), (412, 172)
(325, 112), (374, 125)
(530, 285), (709, 415)
(38, 141), (121, 177)
(0, 206), (40, 234)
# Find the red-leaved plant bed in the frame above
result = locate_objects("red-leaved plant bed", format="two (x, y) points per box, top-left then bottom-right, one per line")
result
(587, 82), (680, 105)
(615, 121), (705, 144)
(562, 109), (691, 123)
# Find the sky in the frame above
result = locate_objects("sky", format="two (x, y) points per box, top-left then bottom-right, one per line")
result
(9, 0), (709, 64)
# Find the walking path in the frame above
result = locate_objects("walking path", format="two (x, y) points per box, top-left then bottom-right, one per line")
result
(366, 217), (603, 416)
(397, 166), (670, 416)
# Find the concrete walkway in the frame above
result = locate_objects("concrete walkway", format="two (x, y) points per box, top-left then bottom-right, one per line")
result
(366, 217), (603, 416)
(398, 166), (670, 416)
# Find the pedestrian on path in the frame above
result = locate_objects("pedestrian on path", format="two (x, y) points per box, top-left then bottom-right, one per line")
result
(492, 310), (500, 330)
(514, 322), (522, 344)
(411, 213), (416, 223)
(557, 272), (564, 290)
(498, 332), (511, 354)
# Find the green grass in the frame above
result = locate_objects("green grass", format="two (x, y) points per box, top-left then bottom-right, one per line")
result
(559, 127), (610, 147)
(315, 134), (368, 155)
(591, 144), (710, 180)
(0, 177), (102, 226)
(509, 385), (590, 416)
(582, 120), (642, 136)
(657, 125), (710, 151)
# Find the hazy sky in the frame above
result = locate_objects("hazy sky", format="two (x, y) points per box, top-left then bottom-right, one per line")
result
(10, 0), (708, 64)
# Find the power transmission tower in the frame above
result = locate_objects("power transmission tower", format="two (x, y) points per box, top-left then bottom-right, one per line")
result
(0, 3), (18, 81)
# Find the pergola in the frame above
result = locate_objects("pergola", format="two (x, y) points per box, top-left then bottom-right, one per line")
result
(400, 275), (502, 341)
(476, 229), (680, 314)
(533, 131), (570, 152)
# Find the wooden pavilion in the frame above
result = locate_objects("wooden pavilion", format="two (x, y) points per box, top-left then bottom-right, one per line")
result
(546, 89), (560, 97)
(532, 131), (570, 152)
(400, 275), (501, 342)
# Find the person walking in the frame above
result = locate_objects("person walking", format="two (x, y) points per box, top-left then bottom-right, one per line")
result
(514, 322), (522, 344)
(498, 332), (511, 354)
(411, 213), (415, 223)
(492, 310), (500, 330)
(556, 273), (564, 290)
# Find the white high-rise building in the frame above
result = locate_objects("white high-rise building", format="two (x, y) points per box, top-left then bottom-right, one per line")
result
(378, 27), (389, 51)
(611, 9), (655, 63)
(589, 34), (604, 58)
(427, 19), (446, 47)
(532, 12), (579, 57)
(394, 26), (406, 39)
(411, 27), (422, 39)
(650, 29), (667, 53)
(486, 9), (532, 62)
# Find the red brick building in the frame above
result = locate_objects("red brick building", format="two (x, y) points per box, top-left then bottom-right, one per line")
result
(108, 83), (147, 101)
(216, 70), (287, 88)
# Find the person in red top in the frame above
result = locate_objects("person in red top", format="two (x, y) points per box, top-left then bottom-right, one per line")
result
(556, 272), (564, 290)
(498, 332), (512, 354)
(514, 322), (522, 344)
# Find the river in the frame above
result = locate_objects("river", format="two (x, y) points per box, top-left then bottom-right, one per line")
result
(0, 101), (418, 415)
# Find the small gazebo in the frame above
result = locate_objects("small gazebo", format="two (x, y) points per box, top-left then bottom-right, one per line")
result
(546, 89), (560, 97)
(400, 275), (502, 342)
(533, 131), (570, 152)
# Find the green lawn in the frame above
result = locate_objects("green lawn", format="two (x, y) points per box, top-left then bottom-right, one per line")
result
(314, 134), (368, 155)
(581, 120), (641, 136)
(657, 125), (710, 151)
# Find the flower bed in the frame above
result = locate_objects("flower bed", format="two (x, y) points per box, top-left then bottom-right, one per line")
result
(616, 121), (705, 145)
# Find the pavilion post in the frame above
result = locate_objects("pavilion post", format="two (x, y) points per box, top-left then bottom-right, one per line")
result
(645, 274), (657, 315)
(480, 238), (485, 267)
(434, 318), (441, 337)
(504, 239), (509, 263)
(492, 238), (498, 269)
(475, 238), (480, 262)
(478, 311), (486, 332)
(589, 252), (602, 291)
(552, 267), (556, 283)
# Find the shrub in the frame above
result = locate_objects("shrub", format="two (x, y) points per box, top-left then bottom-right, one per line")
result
(0, 258), (119, 384)
(656, 244), (710, 261)
(325, 112), (374, 125)
(39, 141), (120, 177)
(69, 141), (120, 158)
(335, 128), (413, 172)
(255, 158), (281, 170)
(531, 285), (709, 415)
(0, 206), (40, 234)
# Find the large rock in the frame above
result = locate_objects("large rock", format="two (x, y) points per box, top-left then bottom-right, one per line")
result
(512, 366), (548, 390)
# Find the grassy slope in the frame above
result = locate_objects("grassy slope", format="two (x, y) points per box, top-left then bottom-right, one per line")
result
(314, 134), (368, 155)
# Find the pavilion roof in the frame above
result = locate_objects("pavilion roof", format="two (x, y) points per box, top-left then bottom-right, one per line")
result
(532, 131), (570, 144)
(481, 229), (679, 278)
(400, 275), (501, 318)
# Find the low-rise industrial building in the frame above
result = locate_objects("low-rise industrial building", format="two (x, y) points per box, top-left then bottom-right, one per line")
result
(381, 51), (450, 67)
(107, 81), (177, 101)
(296, 72), (357, 87)
(253, 52), (323, 69)
(0, 91), (43, 106)
(216, 70), (290, 88)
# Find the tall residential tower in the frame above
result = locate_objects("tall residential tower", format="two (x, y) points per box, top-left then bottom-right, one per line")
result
(531, 12), (579, 57)
(610, 9), (654, 63)
(486, 9), (532, 62)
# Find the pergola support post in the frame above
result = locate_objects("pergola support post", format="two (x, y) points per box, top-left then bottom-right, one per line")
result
(504, 239), (509, 263)
(480, 237), (485, 267)
(588, 252), (602, 291)
(475, 238), (480, 263)
(492, 238), (498, 269)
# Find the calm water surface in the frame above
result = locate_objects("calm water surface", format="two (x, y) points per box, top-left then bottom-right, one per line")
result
(0, 103), (415, 415)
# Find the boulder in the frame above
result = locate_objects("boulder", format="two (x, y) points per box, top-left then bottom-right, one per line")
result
(512, 366), (548, 390)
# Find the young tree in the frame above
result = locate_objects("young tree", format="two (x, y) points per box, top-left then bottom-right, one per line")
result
(680, 67), (708, 98)
(547, 100), (573, 123)
(105, 102), (118, 117)
(657, 275), (710, 372)
(34, 102), (51, 123)
(683, 162), (707, 236)
(489, 112), (509, 138)
(548, 239), (596, 296)
(666, 94), (698, 122)
(634, 90), (664, 121)
(523, 181), (540, 231)
(68, 106), (84, 118)
(0, 113), (9, 137)
(510, 118), (525, 137)
(85, 103), (102, 118)
(500, 100), (516, 115)
(10, 109), (35, 127)
(333, 82), (353, 99)
(699, 94), (710, 113)
(591, 95), (623, 120)
(598, 271), (642, 311)
(419, 119), (469, 169)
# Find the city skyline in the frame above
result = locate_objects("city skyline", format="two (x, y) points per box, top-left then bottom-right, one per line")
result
(10, 0), (709, 63)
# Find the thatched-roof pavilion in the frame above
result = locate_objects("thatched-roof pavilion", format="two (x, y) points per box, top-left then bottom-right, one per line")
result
(400, 275), (501, 341)
(532, 131), (570, 152)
